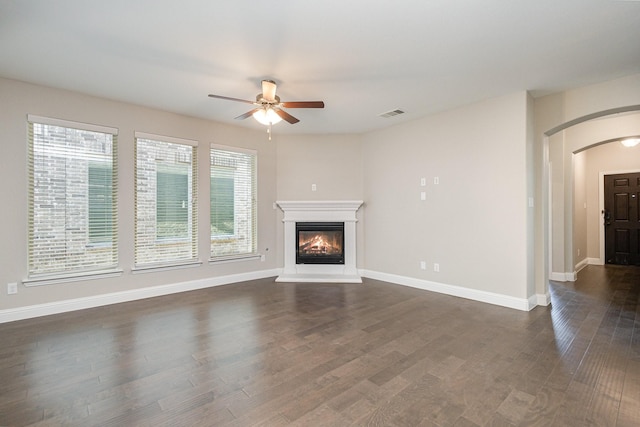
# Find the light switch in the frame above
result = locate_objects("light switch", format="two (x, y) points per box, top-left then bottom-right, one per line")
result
(420, 192), (426, 201)
(420, 177), (426, 186)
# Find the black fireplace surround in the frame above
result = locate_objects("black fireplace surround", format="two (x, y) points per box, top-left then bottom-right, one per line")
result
(296, 222), (345, 264)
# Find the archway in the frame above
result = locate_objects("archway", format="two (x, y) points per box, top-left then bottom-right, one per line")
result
(543, 107), (640, 294)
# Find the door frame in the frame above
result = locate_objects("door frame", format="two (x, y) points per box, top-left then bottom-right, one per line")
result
(599, 168), (640, 265)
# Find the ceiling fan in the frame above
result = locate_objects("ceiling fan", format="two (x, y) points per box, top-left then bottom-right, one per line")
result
(208, 80), (324, 138)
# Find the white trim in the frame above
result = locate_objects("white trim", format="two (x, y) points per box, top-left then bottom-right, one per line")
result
(575, 258), (589, 273)
(276, 272), (362, 283)
(27, 114), (118, 135)
(537, 293), (551, 306)
(209, 254), (262, 264)
(23, 269), (123, 287)
(211, 142), (257, 156)
(131, 260), (203, 274)
(135, 131), (198, 147)
(362, 270), (535, 311)
(4, 268), (551, 323)
(547, 158), (553, 281)
(549, 272), (565, 281)
(549, 271), (577, 282)
(277, 200), (364, 214)
(588, 257), (604, 266)
(0, 269), (281, 324)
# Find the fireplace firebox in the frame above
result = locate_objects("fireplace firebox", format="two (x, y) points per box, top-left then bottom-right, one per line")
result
(296, 222), (345, 264)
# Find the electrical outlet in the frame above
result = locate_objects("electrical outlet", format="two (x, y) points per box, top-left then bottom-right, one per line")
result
(311, 183), (317, 191)
(420, 261), (426, 270)
(7, 282), (18, 295)
(420, 191), (426, 201)
(433, 263), (440, 272)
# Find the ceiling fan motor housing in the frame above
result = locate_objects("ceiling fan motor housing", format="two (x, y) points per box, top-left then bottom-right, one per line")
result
(257, 94), (280, 105)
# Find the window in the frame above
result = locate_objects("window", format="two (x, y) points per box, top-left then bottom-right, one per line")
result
(27, 115), (118, 277)
(135, 133), (198, 267)
(210, 145), (257, 258)
(211, 167), (235, 236)
(156, 163), (189, 239)
(88, 163), (114, 244)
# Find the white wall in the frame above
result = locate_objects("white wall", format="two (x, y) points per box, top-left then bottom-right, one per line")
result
(0, 77), (280, 312)
(563, 74), (640, 121)
(362, 92), (531, 301)
(275, 134), (363, 201)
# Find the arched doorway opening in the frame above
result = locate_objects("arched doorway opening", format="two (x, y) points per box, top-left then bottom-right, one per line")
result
(543, 107), (640, 296)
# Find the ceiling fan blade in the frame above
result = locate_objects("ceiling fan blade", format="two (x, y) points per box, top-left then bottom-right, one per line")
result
(208, 94), (255, 104)
(275, 108), (300, 124)
(262, 80), (277, 102)
(280, 101), (325, 108)
(234, 109), (260, 120)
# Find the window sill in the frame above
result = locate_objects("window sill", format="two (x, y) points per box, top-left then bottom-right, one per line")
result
(23, 268), (124, 287)
(209, 254), (262, 264)
(131, 260), (203, 274)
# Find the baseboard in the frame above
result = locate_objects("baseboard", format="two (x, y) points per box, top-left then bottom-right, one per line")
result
(361, 270), (535, 311)
(1, 267), (548, 322)
(536, 292), (551, 306)
(0, 268), (281, 324)
(588, 257), (604, 266)
(575, 258), (589, 273)
(549, 271), (577, 282)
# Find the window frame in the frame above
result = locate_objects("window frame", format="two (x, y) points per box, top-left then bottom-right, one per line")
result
(209, 144), (257, 261)
(134, 132), (199, 270)
(25, 115), (120, 283)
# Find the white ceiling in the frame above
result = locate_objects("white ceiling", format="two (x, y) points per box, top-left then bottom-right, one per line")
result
(1, 0), (640, 134)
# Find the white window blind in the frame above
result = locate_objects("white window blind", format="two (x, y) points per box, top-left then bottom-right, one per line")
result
(27, 115), (118, 277)
(210, 145), (257, 258)
(135, 133), (198, 267)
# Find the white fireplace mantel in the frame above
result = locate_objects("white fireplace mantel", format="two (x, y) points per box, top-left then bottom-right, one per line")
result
(276, 200), (363, 283)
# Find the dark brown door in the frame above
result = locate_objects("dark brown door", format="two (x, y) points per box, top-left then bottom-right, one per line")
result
(604, 172), (640, 265)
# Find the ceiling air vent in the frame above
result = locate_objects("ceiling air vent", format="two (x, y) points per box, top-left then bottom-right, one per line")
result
(379, 109), (405, 118)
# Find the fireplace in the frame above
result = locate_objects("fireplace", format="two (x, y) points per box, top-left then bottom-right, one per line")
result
(276, 200), (363, 283)
(296, 222), (344, 265)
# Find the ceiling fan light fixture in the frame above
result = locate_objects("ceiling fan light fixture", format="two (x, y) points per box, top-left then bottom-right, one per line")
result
(620, 138), (640, 148)
(262, 80), (277, 102)
(252, 107), (282, 125)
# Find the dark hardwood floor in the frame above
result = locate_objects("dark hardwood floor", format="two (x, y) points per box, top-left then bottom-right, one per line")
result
(0, 265), (638, 426)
